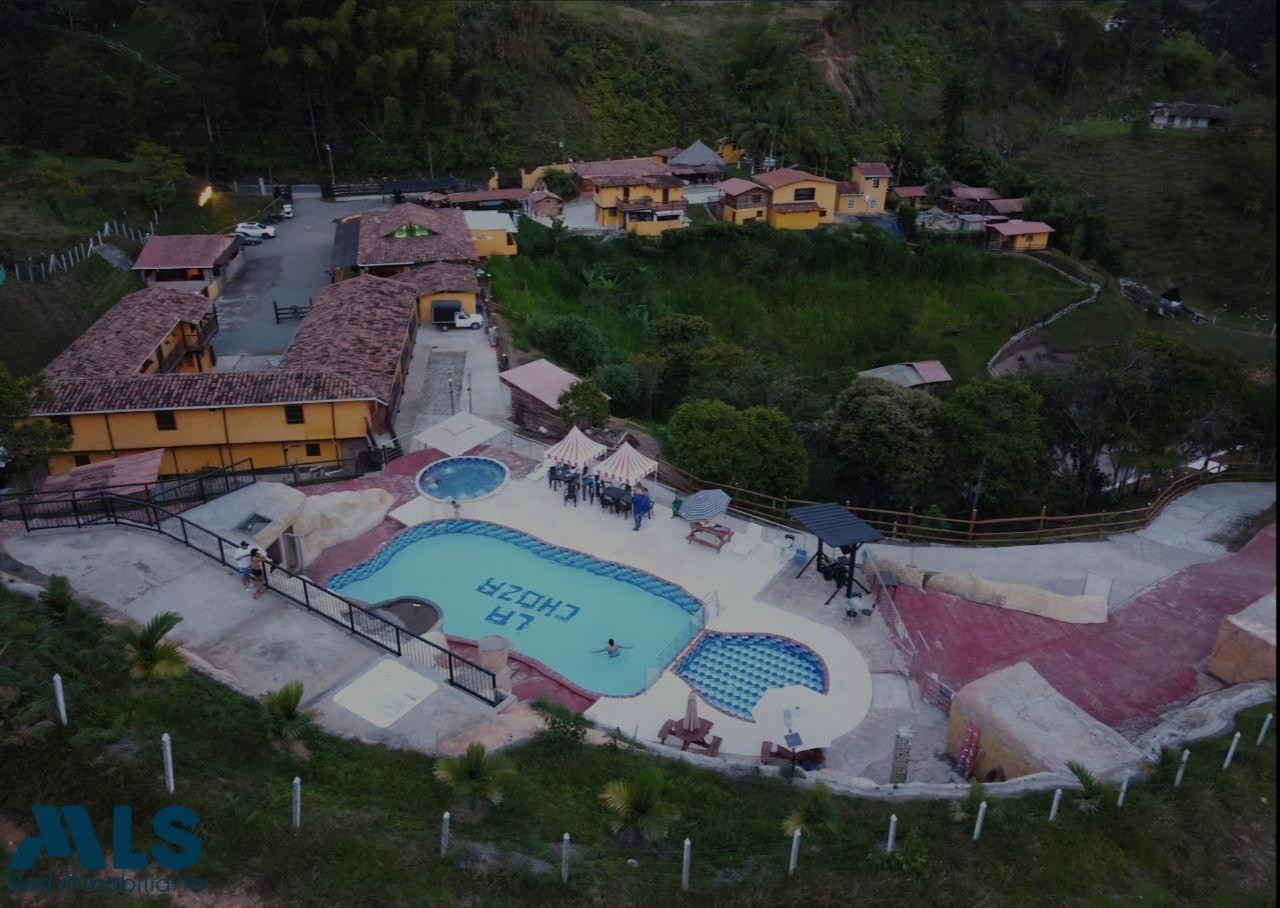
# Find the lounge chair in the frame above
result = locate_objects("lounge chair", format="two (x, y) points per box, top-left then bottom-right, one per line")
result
(731, 521), (763, 557)
(526, 461), (551, 483)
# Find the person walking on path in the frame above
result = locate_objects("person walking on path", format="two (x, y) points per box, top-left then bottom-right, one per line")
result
(631, 485), (652, 531)
(232, 541), (254, 589)
(249, 549), (270, 599)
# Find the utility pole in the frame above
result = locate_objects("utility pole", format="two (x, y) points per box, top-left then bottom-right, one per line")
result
(324, 144), (336, 187)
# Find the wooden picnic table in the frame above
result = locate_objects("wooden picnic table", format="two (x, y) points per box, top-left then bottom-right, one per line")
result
(668, 718), (715, 751)
(686, 521), (733, 553)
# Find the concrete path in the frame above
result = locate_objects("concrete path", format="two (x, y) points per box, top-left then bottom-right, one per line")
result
(869, 482), (1275, 606)
(398, 320), (509, 451)
(4, 526), (494, 752)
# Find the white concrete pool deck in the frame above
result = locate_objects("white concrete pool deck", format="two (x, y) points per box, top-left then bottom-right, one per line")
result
(390, 475), (874, 757)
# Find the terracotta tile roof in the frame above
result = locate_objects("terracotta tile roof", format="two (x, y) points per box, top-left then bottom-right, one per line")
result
(990, 219), (1055, 236)
(356, 203), (478, 267)
(854, 162), (892, 178)
(44, 287), (213, 381)
(836, 180), (860, 194)
(281, 274), (417, 402)
(653, 147), (683, 158)
(528, 189), (562, 202)
(388, 262), (480, 296)
(986, 197), (1026, 214)
(499, 359), (581, 410)
(589, 173), (683, 189)
(948, 183), (1001, 201)
(435, 187), (530, 204)
(772, 201), (821, 213)
(713, 177), (765, 196)
(40, 449), (164, 494)
(133, 234), (236, 270)
(37, 370), (376, 415)
(752, 167), (835, 188)
(571, 157), (673, 179)
(893, 186), (926, 198)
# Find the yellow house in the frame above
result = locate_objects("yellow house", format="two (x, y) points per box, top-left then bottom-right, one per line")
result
(386, 262), (481, 320)
(712, 177), (769, 224)
(652, 146), (682, 165)
(520, 163), (572, 190)
(836, 162), (892, 215)
(716, 137), (743, 165)
(566, 158), (688, 234)
(987, 220), (1055, 251)
(35, 275), (420, 476)
(753, 168), (838, 229)
(463, 210), (519, 256)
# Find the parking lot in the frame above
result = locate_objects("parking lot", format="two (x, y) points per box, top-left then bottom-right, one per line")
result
(213, 197), (370, 356)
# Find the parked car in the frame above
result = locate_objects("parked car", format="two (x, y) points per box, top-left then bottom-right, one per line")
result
(281, 204), (294, 218)
(235, 221), (276, 239)
(236, 233), (263, 246)
(431, 301), (484, 331)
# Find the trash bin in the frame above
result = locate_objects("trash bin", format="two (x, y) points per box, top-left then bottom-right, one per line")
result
(792, 548), (807, 565)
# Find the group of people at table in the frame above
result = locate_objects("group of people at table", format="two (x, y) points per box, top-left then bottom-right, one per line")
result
(548, 464), (654, 529)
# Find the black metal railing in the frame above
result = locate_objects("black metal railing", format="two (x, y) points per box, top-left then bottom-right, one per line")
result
(1, 460), (258, 521)
(16, 495), (500, 706)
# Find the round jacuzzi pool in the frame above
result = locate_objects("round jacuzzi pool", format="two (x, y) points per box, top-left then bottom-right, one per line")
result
(416, 456), (509, 502)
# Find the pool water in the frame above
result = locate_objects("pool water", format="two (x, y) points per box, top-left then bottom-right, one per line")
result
(417, 456), (508, 502)
(676, 633), (827, 721)
(328, 520), (702, 696)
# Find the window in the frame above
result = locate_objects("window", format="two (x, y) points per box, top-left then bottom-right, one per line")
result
(50, 415), (72, 430)
(506, 234), (515, 247)
(847, 198), (856, 209)
(305, 443), (322, 457)
(869, 198), (877, 211)
(284, 404), (305, 425)
(794, 187), (816, 201)
(74, 454), (91, 467)
(393, 224), (432, 238)
(871, 178), (881, 189)
(154, 410), (177, 431)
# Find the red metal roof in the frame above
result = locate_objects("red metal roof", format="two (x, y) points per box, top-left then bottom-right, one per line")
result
(893, 186), (927, 198)
(133, 234), (236, 270)
(910, 360), (953, 384)
(989, 220), (1055, 236)
(855, 161), (892, 178)
(499, 359), (581, 410)
(986, 197), (1026, 215)
(434, 187), (530, 204)
(713, 178), (764, 196)
(752, 167), (835, 188)
(948, 183), (1001, 201)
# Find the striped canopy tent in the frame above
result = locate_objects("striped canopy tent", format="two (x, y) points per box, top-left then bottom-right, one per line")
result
(543, 425), (606, 468)
(594, 441), (658, 486)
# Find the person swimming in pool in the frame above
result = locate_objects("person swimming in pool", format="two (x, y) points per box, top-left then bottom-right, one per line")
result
(592, 638), (632, 658)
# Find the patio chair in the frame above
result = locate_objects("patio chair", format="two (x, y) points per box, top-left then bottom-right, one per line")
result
(731, 521), (763, 557)
(658, 719), (677, 745)
(704, 736), (723, 757)
(776, 533), (796, 561)
(526, 461), (551, 483)
(563, 484), (578, 507)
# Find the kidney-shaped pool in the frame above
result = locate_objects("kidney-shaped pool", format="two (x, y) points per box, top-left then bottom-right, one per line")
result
(328, 520), (703, 697)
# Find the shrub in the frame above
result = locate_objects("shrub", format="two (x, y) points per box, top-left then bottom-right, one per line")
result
(666, 399), (808, 496)
(532, 700), (589, 749)
(600, 766), (676, 843)
(261, 681), (316, 741)
(119, 611), (187, 680)
(435, 742), (513, 807)
(558, 379), (609, 429)
(40, 576), (75, 613)
(592, 362), (646, 415)
(32, 156), (83, 197)
(528, 315), (609, 375)
(781, 782), (836, 838)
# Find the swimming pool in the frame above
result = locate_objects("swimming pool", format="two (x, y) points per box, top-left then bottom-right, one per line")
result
(417, 457), (508, 502)
(676, 633), (827, 721)
(328, 520), (702, 697)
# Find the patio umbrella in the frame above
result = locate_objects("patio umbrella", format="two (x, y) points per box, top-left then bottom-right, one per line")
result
(543, 425), (606, 468)
(594, 441), (658, 487)
(679, 488), (731, 522)
(681, 691), (700, 732)
(750, 685), (835, 752)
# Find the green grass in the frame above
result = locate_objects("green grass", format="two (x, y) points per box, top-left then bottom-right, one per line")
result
(0, 585), (1275, 906)
(1018, 123), (1276, 326)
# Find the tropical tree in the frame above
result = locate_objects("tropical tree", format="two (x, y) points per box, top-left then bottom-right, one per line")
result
(261, 681), (315, 741)
(782, 782), (836, 838)
(119, 612), (187, 680)
(541, 168), (578, 201)
(131, 141), (187, 208)
(942, 378), (1052, 512)
(600, 766), (677, 844)
(434, 742), (512, 807)
(666, 399), (809, 496)
(1067, 761), (1108, 815)
(558, 379), (609, 429)
(0, 367), (70, 489)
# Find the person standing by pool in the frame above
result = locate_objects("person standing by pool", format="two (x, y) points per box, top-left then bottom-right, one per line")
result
(631, 486), (652, 531)
(249, 548), (270, 599)
(593, 639), (632, 658)
(451, 500), (461, 519)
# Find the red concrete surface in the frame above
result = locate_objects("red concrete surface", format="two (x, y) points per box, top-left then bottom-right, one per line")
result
(894, 524), (1276, 736)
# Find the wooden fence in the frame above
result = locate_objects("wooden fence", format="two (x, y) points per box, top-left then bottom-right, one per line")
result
(656, 458), (1275, 546)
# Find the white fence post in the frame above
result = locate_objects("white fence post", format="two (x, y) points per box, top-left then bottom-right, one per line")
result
(1174, 749), (1190, 787)
(1049, 788), (1062, 821)
(52, 673), (68, 726)
(681, 837), (691, 892)
(886, 814), (897, 854)
(788, 828), (801, 876)
(1257, 713), (1274, 746)
(291, 776), (301, 829)
(1117, 771), (1130, 807)
(161, 732), (174, 794)
(972, 801), (987, 841)
(440, 811), (450, 856)
(560, 832), (570, 883)
(1222, 732), (1241, 769)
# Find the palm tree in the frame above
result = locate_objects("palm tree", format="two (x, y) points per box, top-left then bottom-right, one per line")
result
(120, 611), (187, 680)
(261, 681), (315, 741)
(782, 782), (836, 838)
(600, 767), (677, 844)
(1067, 761), (1108, 815)
(434, 742), (512, 807)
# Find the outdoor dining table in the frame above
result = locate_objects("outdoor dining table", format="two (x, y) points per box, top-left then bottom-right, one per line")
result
(600, 486), (632, 516)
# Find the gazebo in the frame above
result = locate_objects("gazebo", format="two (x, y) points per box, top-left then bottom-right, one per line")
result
(543, 425), (606, 468)
(594, 441), (658, 487)
(788, 503), (884, 601)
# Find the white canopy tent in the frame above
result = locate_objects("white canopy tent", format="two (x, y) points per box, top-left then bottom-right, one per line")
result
(542, 425), (606, 468)
(594, 441), (658, 487)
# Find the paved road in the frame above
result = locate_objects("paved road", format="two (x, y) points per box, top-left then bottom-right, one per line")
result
(213, 197), (370, 355)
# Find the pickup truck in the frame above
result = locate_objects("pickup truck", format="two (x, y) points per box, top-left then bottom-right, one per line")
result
(431, 301), (484, 331)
